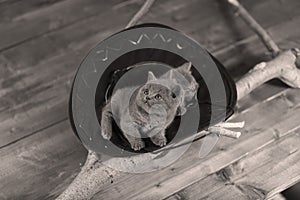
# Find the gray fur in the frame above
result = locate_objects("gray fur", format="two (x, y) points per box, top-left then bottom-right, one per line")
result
(101, 72), (182, 151)
(160, 62), (199, 115)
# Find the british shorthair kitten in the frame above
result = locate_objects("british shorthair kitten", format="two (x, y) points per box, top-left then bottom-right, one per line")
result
(101, 71), (183, 151)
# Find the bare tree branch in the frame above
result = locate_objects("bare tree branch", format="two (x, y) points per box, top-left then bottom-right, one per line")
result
(227, 0), (281, 56)
(125, 0), (156, 28)
(236, 49), (300, 100)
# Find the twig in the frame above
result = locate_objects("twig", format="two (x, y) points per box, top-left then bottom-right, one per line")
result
(113, 0), (141, 10)
(125, 0), (156, 28)
(227, 0), (281, 56)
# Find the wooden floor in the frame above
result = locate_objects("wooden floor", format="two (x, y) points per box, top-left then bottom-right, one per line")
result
(0, 0), (300, 199)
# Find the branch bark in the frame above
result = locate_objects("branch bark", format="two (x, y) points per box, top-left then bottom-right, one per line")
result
(56, 152), (118, 200)
(237, 49), (300, 100)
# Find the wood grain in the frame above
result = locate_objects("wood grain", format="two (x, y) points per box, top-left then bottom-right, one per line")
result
(0, 0), (300, 199)
(166, 129), (300, 200)
(0, 121), (87, 200)
(0, 0), (125, 51)
(0, 0), (66, 23)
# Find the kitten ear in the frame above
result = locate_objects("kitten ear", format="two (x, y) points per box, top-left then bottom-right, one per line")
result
(178, 62), (192, 72)
(147, 71), (157, 82)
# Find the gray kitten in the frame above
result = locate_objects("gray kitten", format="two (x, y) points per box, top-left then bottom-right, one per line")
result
(101, 71), (182, 151)
(160, 62), (199, 115)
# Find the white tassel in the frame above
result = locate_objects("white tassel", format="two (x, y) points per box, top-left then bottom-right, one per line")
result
(214, 121), (245, 128)
(208, 121), (245, 139)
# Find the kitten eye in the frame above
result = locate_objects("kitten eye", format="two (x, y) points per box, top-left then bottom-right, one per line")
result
(171, 93), (176, 98)
(155, 94), (161, 100)
(144, 89), (149, 95)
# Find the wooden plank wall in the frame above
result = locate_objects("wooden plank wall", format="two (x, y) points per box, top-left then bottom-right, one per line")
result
(0, 0), (300, 199)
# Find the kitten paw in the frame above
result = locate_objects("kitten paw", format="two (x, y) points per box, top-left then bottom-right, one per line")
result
(130, 139), (145, 151)
(151, 134), (167, 147)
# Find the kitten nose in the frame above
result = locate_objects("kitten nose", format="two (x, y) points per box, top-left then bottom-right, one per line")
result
(145, 96), (150, 101)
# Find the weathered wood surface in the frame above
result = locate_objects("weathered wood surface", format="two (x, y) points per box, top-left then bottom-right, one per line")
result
(0, 0), (300, 199)
(94, 87), (300, 200)
(165, 129), (300, 200)
(0, 121), (87, 200)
